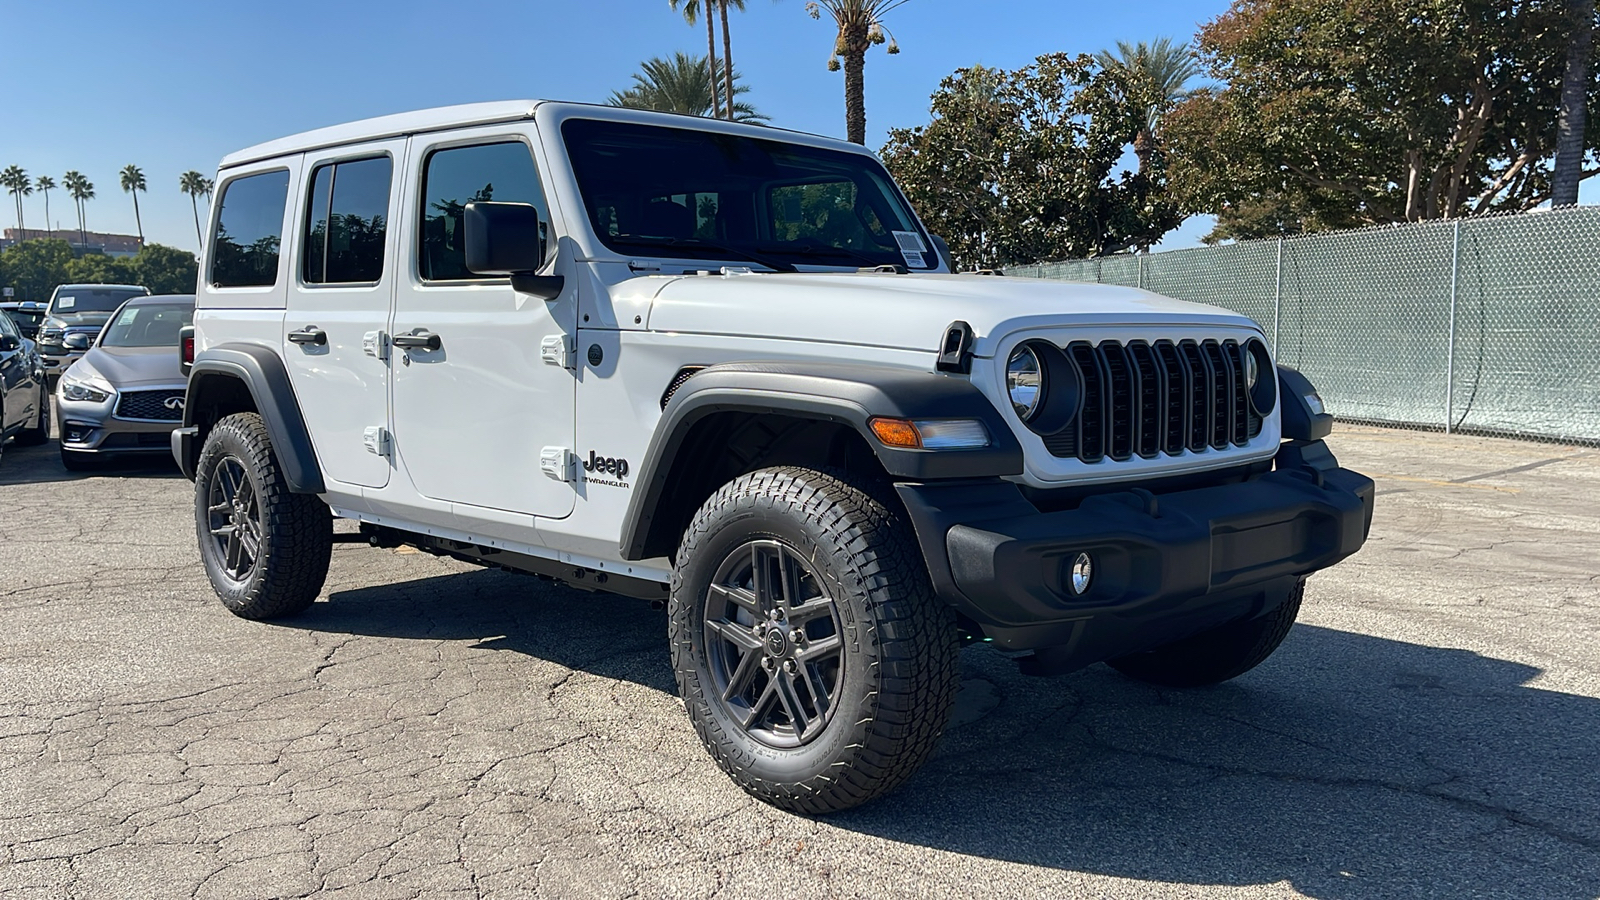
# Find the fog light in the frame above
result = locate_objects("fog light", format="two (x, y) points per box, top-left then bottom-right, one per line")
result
(1068, 552), (1093, 595)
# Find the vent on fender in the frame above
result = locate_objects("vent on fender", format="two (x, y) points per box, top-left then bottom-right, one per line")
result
(660, 366), (706, 409)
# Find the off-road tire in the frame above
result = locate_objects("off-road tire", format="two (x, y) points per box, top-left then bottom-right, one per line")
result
(14, 384), (49, 446)
(195, 412), (331, 620)
(670, 466), (960, 814)
(1108, 578), (1305, 687)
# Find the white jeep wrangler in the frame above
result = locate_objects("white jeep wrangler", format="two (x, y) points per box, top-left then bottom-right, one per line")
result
(174, 101), (1373, 813)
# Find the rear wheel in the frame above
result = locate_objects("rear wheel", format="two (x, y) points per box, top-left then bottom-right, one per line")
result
(195, 412), (331, 620)
(15, 383), (50, 446)
(670, 467), (960, 814)
(1108, 578), (1305, 687)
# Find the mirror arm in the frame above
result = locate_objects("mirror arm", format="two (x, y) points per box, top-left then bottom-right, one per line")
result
(510, 274), (565, 301)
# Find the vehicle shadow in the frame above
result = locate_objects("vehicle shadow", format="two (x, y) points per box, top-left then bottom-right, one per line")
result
(0, 438), (185, 486)
(302, 568), (1600, 899)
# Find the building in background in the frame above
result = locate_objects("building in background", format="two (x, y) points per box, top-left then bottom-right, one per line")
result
(1, 228), (143, 257)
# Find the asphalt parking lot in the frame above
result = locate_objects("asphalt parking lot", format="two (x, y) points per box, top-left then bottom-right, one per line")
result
(1, 424), (1596, 900)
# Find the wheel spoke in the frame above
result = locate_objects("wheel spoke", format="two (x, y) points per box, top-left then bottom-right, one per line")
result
(209, 523), (236, 539)
(787, 596), (835, 626)
(208, 500), (231, 516)
(721, 649), (763, 702)
(773, 673), (810, 736)
(708, 582), (760, 617)
(777, 549), (801, 610)
(798, 661), (832, 718)
(740, 676), (779, 729)
(224, 529), (243, 573)
(706, 617), (764, 653)
(750, 542), (779, 613)
(795, 632), (841, 663)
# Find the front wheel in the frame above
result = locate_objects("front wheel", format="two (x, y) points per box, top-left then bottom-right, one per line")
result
(670, 467), (960, 814)
(195, 412), (332, 620)
(1108, 578), (1305, 687)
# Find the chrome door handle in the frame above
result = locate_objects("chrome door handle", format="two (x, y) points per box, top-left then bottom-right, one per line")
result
(287, 326), (328, 346)
(391, 330), (442, 351)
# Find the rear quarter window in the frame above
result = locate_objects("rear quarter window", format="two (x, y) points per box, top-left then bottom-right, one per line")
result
(211, 170), (291, 288)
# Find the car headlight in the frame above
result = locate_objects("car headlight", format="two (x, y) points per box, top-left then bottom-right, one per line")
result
(60, 377), (111, 403)
(1243, 339), (1276, 414)
(1007, 345), (1043, 420)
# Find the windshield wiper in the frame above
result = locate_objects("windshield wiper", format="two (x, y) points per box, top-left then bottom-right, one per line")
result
(767, 242), (894, 269)
(610, 235), (798, 273)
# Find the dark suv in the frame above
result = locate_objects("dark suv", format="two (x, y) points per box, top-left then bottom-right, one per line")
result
(0, 309), (49, 465)
(36, 284), (150, 383)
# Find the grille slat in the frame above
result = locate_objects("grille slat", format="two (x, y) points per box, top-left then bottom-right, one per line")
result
(1044, 339), (1256, 464)
(114, 389), (186, 422)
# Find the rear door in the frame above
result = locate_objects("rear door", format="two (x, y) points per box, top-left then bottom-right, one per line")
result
(0, 313), (27, 430)
(283, 143), (405, 489)
(389, 129), (577, 518)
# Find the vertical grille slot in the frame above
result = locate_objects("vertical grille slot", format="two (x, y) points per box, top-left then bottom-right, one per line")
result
(1041, 337), (1258, 464)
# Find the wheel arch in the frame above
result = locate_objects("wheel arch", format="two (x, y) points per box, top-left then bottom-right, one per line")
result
(618, 361), (1023, 561)
(178, 343), (325, 494)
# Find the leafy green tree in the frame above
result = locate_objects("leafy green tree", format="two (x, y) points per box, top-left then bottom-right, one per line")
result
(1553, 0), (1597, 205)
(806, 0), (907, 144)
(180, 170), (209, 244)
(66, 252), (137, 286)
(34, 176), (56, 239)
(1167, 0), (1600, 240)
(120, 164), (148, 244)
(1094, 38), (1201, 172)
(1, 166), (31, 234)
(133, 243), (200, 294)
(608, 53), (767, 121)
(0, 238), (74, 300)
(63, 171), (94, 247)
(883, 53), (1183, 269)
(670, 0), (724, 116)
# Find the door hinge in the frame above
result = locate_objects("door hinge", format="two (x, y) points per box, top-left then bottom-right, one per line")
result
(363, 426), (391, 457)
(540, 334), (576, 370)
(540, 446), (576, 482)
(363, 330), (390, 361)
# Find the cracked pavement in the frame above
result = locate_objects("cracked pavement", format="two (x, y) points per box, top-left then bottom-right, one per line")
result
(1, 424), (1597, 899)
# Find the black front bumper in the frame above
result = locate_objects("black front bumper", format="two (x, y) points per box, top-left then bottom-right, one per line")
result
(895, 440), (1374, 674)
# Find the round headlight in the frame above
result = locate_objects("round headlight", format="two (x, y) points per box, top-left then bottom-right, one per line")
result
(1245, 339), (1275, 414)
(1007, 345), (1043, 420)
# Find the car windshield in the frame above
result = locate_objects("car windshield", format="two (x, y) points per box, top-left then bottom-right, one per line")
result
(99, 303), (193, 348)
(50, 288), (147, 314)
(563, 118), (936, 271)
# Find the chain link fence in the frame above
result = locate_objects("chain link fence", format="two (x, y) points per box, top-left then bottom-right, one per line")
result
(1008, 206), (1600, 446)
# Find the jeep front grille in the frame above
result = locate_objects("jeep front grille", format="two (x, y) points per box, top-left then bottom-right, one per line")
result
(1042, 339), (1262, 463)
(115, 389), (186, 422)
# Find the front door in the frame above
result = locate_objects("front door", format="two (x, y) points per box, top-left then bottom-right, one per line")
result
(283, 141), (406, 489)
(390, 131), (577, 518)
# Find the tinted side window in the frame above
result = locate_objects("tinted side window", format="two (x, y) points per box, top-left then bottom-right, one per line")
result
(303, 156), (392, 285)
(420, 142), (548, 282)
(211, 170), (290, 288)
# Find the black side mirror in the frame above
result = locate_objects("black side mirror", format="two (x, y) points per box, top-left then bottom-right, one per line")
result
(0, 334), (18, 351)
(464, 201), (563, 300)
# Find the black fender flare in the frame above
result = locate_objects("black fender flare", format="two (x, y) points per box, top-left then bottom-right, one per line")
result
(1277, 365), (1334, 442)
(618, 361), (1023, 560)
(178, 343), (325, 494)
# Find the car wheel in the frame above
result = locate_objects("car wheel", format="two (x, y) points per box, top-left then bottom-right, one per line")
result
(60, 448), (98, 471)
(195, 412), (332, 620)
(1108, 577), (1305, 687)
(14, 383), (50, 446)
(670, 467), (959, 814)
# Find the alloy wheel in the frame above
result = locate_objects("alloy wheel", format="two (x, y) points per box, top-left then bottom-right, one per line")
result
(206, 456), (262, 582)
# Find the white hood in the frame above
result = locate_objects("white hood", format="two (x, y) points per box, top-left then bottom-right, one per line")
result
(638, 272), (1261, 356)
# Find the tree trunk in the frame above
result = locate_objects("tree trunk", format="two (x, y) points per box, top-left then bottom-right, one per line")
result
(132, 192), (144, 243)
(1553, 0), (1595, 206)
(191, 196), (201, 245)
(43, 191), (51, 239)
(719, 0), (735, 120)
(705, 13), (721, 117)
(842, 23), (870, 145)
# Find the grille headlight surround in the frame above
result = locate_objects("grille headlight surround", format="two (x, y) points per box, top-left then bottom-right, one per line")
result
(1244, 339), (1276, 414)
(1006, 344), (1043, 421)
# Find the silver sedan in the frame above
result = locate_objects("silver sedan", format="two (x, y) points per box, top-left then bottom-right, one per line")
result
(55, 295), (194, 471)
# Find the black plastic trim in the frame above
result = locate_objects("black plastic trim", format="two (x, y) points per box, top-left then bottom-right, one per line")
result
(1277, 365), (1334, 441)
(618, 360), (1023, 560)
(179, 344), (326, 494)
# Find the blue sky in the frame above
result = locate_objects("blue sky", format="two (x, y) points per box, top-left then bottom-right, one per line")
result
(0, 0), (1592, 255)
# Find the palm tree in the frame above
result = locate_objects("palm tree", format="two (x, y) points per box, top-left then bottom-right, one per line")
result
(805, 0), (909, 144)
(1552, 0), (1595, 206)
(718, 0), (748, 121)
(1, 165), (31, 235)
(120, 164), (148, 244)
(670, 0), (723, 118)
(1094, 37), (1203, 171)
(63, 171), (94, 248)
(35, 175), (56, 239)
(608, 53), (767, 122)
(180, 170), (209, 245)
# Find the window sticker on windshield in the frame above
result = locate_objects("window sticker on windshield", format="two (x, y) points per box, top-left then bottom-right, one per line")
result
(892, 231), (927, 268)
(57, 297), (75, 310)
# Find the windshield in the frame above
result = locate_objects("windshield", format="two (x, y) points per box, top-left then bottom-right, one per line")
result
(563, 119), (937, 271)
(99, 303), (193, 348)
(49, 287), (148, 315)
